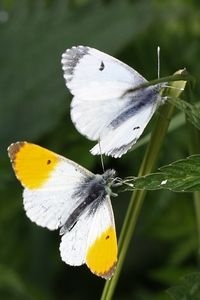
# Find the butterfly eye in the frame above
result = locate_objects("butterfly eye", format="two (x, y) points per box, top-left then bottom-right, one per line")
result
(99, 61), (105, 71)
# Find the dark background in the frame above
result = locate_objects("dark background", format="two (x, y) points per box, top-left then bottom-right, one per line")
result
(0, 0), (200, 299)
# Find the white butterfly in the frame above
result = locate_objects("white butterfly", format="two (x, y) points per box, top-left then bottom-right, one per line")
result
(8, 142), (118, 279)
(61, 46), (165, 158)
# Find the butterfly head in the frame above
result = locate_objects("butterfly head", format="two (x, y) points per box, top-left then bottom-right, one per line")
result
(102, 169), (116, 184)
(100, 169), (115, 192)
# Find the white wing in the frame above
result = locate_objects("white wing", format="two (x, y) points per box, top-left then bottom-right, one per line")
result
(61, 46), (146, 100)
(71, 96), (131, 141)
(59, 196), (117, 279)
(91, 103), (157, 158)
(59, 207), (93, 266)
(23, 158), (93, 230)
(73, 84), (164, 157)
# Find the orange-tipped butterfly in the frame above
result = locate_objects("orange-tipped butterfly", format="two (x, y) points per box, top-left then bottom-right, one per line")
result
(8, 141), (118, 279)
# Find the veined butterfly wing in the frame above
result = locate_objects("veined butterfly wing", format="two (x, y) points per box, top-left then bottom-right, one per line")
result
(62, 46), (165, 157)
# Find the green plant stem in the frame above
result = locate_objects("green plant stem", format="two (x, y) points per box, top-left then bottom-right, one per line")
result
(125, 71), (193, 94)
(187, 85), (200, 263)
(194, 192), (200, 262)
(101, 71), (187, 300)
(187, 127), (200, 261)
(101, 100), (174, 300)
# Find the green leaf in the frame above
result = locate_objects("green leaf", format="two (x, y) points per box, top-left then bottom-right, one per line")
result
(129, 155), (200, 192)
(172, 98), (200, 130)
(167, 273), (200, 300)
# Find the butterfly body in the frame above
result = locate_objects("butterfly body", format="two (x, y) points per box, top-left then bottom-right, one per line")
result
(60, 169), (115, 234)
(62, 46), (165, 157)
(8, 142), (117, 279)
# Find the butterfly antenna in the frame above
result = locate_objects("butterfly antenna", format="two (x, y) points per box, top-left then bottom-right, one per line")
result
(157, 46), (160, 79)
(98, 140), (105, 172)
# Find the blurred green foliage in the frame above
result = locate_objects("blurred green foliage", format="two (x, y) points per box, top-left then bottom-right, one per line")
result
(167, 273), (200, 300)
(0, 0), (200, 299)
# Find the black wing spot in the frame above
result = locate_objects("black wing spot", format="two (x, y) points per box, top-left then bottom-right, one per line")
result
(47, 159), (51, 165)
(99, 61), (105, 71)
(106, 235), (110, 240)
(133, 126), (140, 130)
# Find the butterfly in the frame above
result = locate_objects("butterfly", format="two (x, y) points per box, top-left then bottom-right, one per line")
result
(61, 46), (164, 157)
(8, 141), (118, 279)
(61, 46), (165, 158)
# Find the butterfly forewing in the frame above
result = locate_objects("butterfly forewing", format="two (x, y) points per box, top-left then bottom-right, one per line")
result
(8, 142), (93, 230)
(62, 46), (146, 100)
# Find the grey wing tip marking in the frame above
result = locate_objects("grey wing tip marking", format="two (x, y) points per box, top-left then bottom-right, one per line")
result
(61, 46), (90, 83)
(7, 141), (26, 161)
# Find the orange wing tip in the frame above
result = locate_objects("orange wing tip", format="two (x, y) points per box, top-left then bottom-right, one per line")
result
(8, 142), (59, 189)
(86, 226), (118, 280)
(8, 141), (26, 162)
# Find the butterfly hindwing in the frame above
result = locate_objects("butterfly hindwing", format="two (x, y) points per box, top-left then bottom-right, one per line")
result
(59, 207), (93, 267)
(60, 195), (117, 279)
(71, 96), (131, 141)
(91, 85), (163, 157)
(86, 195), (117, 279)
